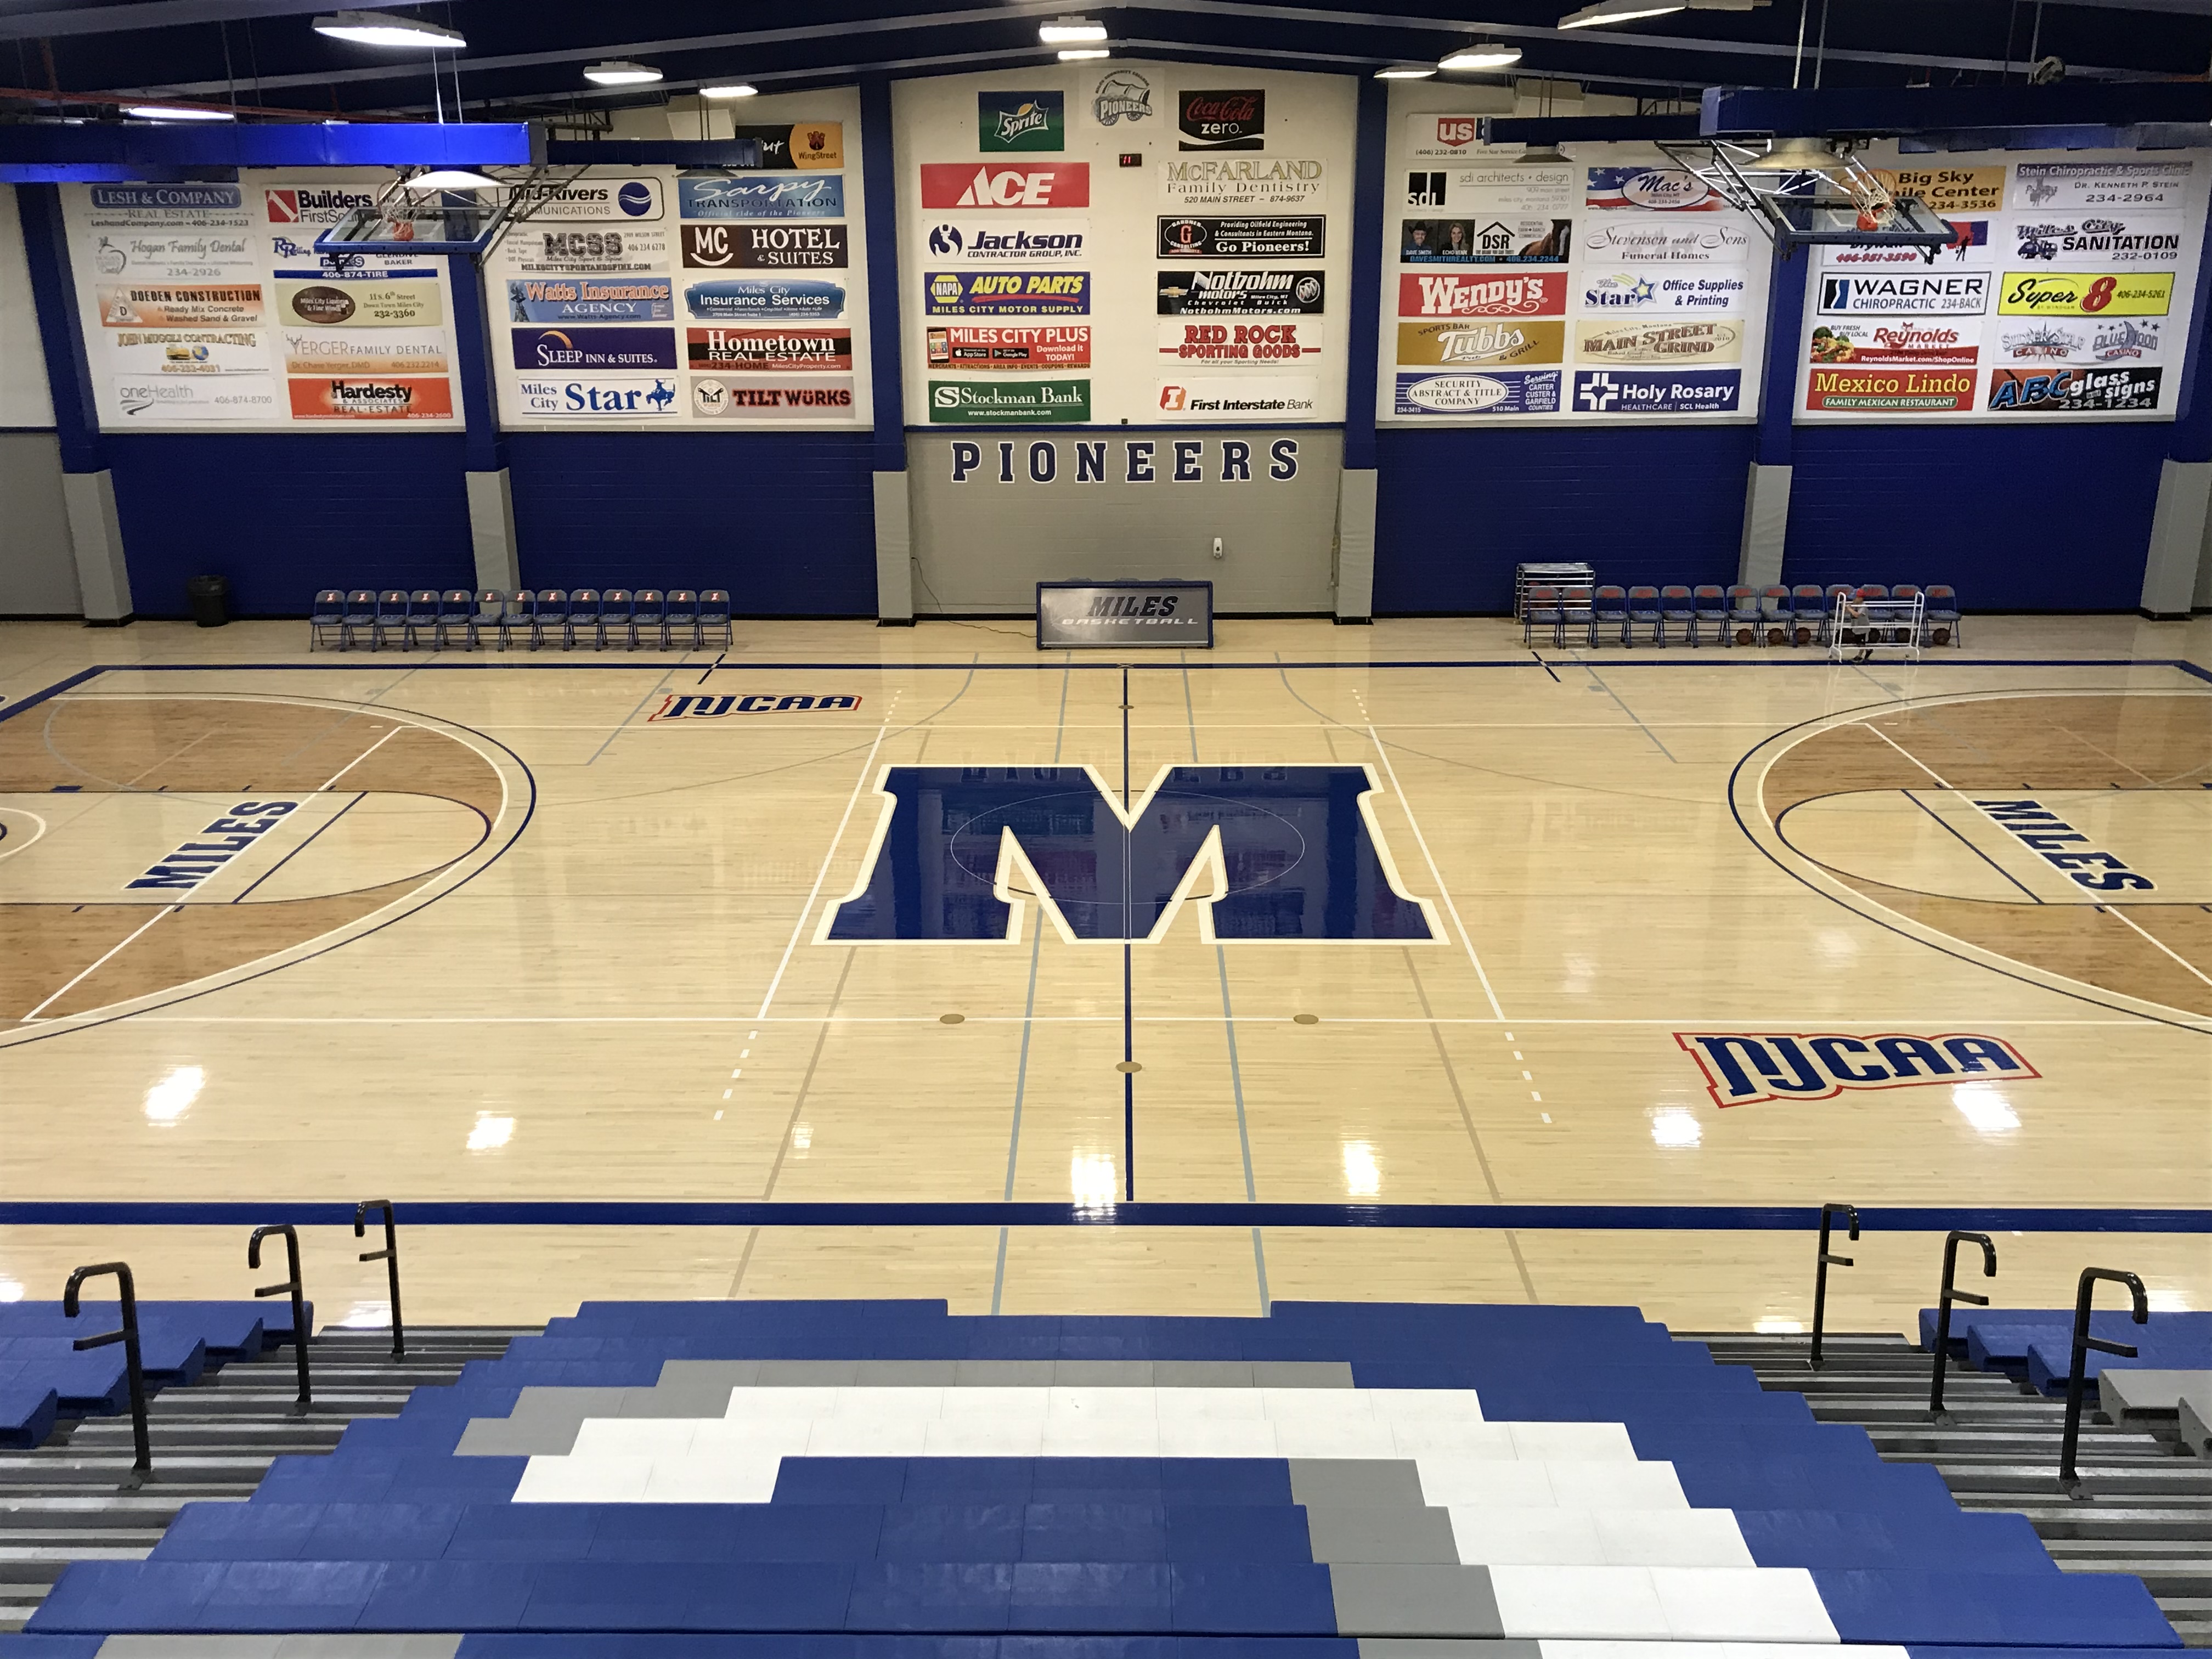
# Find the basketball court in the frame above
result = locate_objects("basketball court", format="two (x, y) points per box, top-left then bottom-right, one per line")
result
(2, 617), (2205, 1335)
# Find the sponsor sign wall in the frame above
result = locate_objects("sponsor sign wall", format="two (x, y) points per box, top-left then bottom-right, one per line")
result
(1377, 94), (1770, 425)
(896, 61), (1355, 426)
(484, 88), (869, 427)
(1795, 148), (2205, 422)
(61, 172), (464, 428)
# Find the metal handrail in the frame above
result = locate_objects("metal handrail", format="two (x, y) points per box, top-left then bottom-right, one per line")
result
(1928, 1230), (1996, 1418)
(63, 1262), (151, 1478)
(2060, 1266), (2147, 1493)
(248, 1224), (312, 1406)
(1809, 1200), (1859, 1369)
(354, 1200), (406, 1360)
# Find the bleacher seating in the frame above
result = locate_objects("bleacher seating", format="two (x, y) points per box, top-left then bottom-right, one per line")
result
(1509, 581), (1964, 650)
(8, 1300), (2175, 1652)
(1918, 1306), (2212, 1397)
(0, 1299), (309, 1449)
(308, 589), (731, 652)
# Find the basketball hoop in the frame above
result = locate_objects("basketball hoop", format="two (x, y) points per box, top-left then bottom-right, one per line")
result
(1656, 137), (1962, 262)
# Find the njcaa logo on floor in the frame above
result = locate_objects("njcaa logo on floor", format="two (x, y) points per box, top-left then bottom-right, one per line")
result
(1675, 1031), (2038, 1108)
(651, 694), (862, 720)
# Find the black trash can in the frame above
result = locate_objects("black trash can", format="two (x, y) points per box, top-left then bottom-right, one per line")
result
(186, 574), (230, 628)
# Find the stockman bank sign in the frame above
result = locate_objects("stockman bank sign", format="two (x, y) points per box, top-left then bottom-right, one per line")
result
(929, 379), (1090, 423)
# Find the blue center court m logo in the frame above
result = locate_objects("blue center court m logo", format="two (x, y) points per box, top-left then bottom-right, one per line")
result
(819, 765), (1439, 944)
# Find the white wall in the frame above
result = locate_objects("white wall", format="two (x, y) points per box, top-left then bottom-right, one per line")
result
(0, 185), (58, 428)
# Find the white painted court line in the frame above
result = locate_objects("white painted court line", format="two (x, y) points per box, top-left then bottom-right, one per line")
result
(91, 1013), (2182, 1028)
(1362, 713), (1505, 1023)
(319, 725), (400, 791)
(20, 904), (180, 1023)
(1864, 718), (1955, 790)
(2102, 906), (2212, 990)
(753, 716), (890, 1022)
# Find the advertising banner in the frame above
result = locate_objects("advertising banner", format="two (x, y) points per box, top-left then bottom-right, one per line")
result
(510, 327), (679, 371)
(928, 378), (1092, 422)
(1570, 369), (1740, 414)
(682, 279), (845, 322)
(923, 219), (1087, 261)
(1396, 318), (1565, 368)
(925, 270), (1091, 316)
(1038, 581), (1213, 648)
(1578, 270), (1748, 312)
(1156, 376), (1319, 417)
(277, 279), (442, 328)
(499, 227), (668, 275)
(1158, 216), (1324, 258)
(1996, 271), (2173, 315)
(1178, 89), (1265, 152)
(687, 327), (853, 371)
(727, 123), (844, 169)
(94, 284), (261, 327)
(1805, 364), (1978, 411)
(1871, 166), (2006, 216)
(286, 376), (455, 419)
(107, 331), (267, 376)
(979, 91), (1065, 152)
(1393, 369), (1560, 416)
(1400, 217), (1571, 264)
(692, 377), (856, 417)
(1987, 365), (2161, 411)
(506, 278), (674, 323)
(1818, 272), (1990, 315)
(678, 174), (845, 219)
(1160, 319), (1322, 363)
(1156, 269), (1324, 315)
(929, 324), (1091, 369)
(1806, 320), (1976, 365)
(1398, 272), (1566, 317)
(280, 330), (450, 376)
(1572, 319), (1741, 366)
(506, 178), (664, 221)
(513, 376), (680, 416)
(2010, 161), (2194, 211)
(1159, 157), (1323, 210)
(919, 163), (1088, 210)
(681, 222), (848, 270)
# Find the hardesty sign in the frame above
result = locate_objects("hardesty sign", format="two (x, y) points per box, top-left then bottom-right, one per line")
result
(817, 765), (1440, 944)
(1676, 1031), (2038, 1109)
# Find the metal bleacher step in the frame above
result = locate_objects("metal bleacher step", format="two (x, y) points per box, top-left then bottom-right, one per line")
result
(1690, 1328), (2211, 1649)
(0, 1324), (531, 1635)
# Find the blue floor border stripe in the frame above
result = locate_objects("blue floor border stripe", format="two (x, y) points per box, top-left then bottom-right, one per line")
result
(1, 1200), (2204, 1230)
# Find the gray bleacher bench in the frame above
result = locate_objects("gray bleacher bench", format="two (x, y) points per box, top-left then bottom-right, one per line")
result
(2096, 1367), (2212, 1454)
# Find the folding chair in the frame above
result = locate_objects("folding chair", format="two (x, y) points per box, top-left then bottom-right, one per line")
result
(665, 590), (700, 650)
(497, 590), (532, 651)
(1724, 585), (1760, 647)
(1790, 584), (1827, 647)
(373, 590), (410, 650)
(631, 589), (666, 650)
(1758, 586), (1793, 648)
(1592, 585), (1628, 647)
(309, 590), (346, 651)
(698, 590), (732, 648)
(1690, 584), (1727, 648)
(472, 589), (507, 650)
(599, 588), (634, 651)
(533, 592), (571, 654)
(435, 589), (475, 650)
(563, 588), (600, 650)
(1658, 585), (1695, 648)
(1625, 585), (1662, 647)
(407, 590), (439, 650)
(340, 590), (376, 650)
(1822, 584), (1854, 647)
(1924, 584), (1962, 647)
(1522, 585), (1559, 646)
(1560, 585), (1598, 649)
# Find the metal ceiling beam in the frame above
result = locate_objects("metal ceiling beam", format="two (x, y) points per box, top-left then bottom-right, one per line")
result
(0, 0), (351, 37)
(104, 0), (2152, 99)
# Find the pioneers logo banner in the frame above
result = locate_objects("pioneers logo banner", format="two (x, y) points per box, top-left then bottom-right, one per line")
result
(1178, 89), (1265, 151)
(1677, 1030), (2036, 1109)
(919, 163), (1089, 210)
(929, 324), (1091, 370)
(1398, 272), (1566, 318)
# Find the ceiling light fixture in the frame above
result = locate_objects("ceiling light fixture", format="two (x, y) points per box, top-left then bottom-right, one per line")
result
(1438, 41), (1522, 70)
(1558, 0), (1686, 26)
(409, 167), (500, 189)
(1374, 63), (1438, 79)
(312, 9), (465, 48)
(583, 60), (662, 85)
(1038, 15), (1108, 42)
(1057, 47), (1111, 60)
(700, 83), (759, 98)
(122, 103), (236, 121)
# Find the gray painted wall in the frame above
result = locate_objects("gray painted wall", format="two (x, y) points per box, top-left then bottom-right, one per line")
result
(907, 428), (1342, 614)
(0, 431), (78, 616)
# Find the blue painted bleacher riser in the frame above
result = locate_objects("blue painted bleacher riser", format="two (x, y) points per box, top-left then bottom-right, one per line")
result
(19, 1301), (2182, 1651)
(0, 1301), (306, 1445)
(1916, 1307), (2211, 1397)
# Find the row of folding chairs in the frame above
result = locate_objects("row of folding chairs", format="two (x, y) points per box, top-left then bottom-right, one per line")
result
(311, 589), (732, 651)
(1523, 583), (1962, 650)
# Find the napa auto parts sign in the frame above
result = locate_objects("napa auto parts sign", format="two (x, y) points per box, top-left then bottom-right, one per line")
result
(919, 163), (1090, 210)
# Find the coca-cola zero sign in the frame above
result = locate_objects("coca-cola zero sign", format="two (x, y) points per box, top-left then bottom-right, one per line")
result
(1178, 89), (1265, 152)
